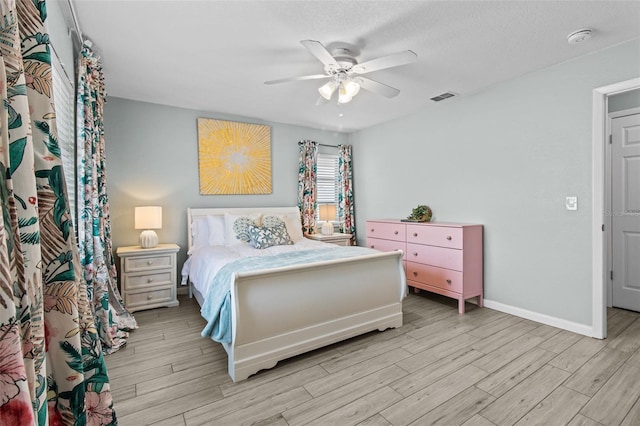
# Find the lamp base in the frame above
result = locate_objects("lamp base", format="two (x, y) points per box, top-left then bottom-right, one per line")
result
(139, 230), (158, 248)
(321, 221), (334, 235)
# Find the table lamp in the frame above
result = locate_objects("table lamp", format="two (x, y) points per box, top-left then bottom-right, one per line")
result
(135, 206), (162, 248)
(318, 204), (336, 235)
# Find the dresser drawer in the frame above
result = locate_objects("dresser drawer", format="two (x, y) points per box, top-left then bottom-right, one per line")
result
(124, 254), (173, 272)
(406, 262), (463, 293)
(407, 225), (463, 249)
(123, 271), (173, 290)
(406, 243), (462, 271)
(366, 221), (406, 241)
(366, 237), (406, 260)
(125, 287), (174, 309)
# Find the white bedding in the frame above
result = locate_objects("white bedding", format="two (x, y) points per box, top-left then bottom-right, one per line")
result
(182, 238), (335, 299)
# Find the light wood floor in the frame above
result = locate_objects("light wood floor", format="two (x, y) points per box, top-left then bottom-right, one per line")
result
(105, 292), (640, 426)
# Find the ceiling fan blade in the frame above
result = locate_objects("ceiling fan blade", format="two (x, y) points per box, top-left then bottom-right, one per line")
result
(264, 74), (329, 85)
(356, 76), (400, 98)
(300, 40), (339, 69)
(351, 50), (417, 74)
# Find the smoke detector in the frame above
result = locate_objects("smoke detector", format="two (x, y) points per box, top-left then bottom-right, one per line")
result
(567, 29), (592, 44)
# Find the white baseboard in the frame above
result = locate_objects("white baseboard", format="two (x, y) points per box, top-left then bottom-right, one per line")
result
(483, 299), (594, 338)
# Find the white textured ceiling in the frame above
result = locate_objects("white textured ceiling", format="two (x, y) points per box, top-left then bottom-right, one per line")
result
(70, 0), (640, 133)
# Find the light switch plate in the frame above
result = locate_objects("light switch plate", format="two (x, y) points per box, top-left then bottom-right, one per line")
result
(566, 196), (578, 210)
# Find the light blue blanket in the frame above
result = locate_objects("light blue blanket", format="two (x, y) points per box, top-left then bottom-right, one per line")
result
(200, 246), (380, 343)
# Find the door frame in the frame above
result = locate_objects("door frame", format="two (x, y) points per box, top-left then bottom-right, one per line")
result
(592, 77), (640, 339)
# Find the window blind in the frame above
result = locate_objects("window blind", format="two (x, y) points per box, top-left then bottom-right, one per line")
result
(51, 47), (77, 230)
(316, 153), (339, 221)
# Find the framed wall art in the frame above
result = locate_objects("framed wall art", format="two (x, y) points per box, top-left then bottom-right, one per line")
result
(197, 118), (272, 195)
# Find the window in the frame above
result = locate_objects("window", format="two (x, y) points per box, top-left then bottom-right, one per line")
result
(51, 46), (78, 231)
(316, 153), (339, 221)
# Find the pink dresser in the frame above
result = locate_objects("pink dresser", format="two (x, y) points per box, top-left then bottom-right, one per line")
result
(366, 220), (483, 314)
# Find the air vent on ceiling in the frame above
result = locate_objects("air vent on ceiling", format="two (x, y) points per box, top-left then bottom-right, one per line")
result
(430, 92), (456, 102)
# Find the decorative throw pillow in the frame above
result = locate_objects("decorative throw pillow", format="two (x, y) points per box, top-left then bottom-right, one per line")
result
(263, 213), (304, 243)
(224, 213), (262, 245)
(248, 220), (294, 249)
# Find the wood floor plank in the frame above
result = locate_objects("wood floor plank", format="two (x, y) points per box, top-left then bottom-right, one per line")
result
(461, 414), (497, 426)
(480, 365), (570, 425)
(380, 364), (487, 426)
(476, 347), (557, 398)
(606, 318), (640, 354)
(472, 334), (544, 373)
(391, 347), (485, 397)
(305, 386), (403, 426)
(357, 414), (393, 426)
(580, 364), (640, 425)
(282, 365), (407, 426)
(564, 347), (630, 397)
(606, 310), (638, 339)
(548, 337), (607, 373)
(304, 347), (412, 397)
(621, 396), (640, 426)
(537, 330), (583, 354)
(401, 333), (481, 372)
(514, 386), (590, 426)
(411, 386), (495, 426)
(470, 321), (539, 354)
(567, 414), (605, 426)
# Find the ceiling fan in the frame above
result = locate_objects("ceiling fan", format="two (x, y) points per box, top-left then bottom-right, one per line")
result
(265, 40), (417, 105)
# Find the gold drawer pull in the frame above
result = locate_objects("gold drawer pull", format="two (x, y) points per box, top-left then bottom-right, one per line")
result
(446, 279), (452, 284)
(147, 260), (154, 265)
(147, 278), (154, 283)
(413, 272), (418, 277)
(394, 230), (398, 235)
(446, 236), (452, 241)
(147, 295), (152, 300)
(413, 232), (418, 237)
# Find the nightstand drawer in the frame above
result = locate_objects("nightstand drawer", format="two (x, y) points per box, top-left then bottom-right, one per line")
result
(124, 254), (173, 272)
(124, 271), (173, 290)
(406, 262), (463, 293)
(125, 288), (174, 309)
(406, 243), (462, 271)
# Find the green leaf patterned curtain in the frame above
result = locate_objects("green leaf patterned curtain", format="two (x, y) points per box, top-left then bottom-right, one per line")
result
(0, 0), (117, 424)
(77, 43), (136, 353)
(338, 144), (356, 244)
(297, 140), (318, 235)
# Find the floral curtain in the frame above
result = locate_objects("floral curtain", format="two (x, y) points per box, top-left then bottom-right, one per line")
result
(0, 0), (117, 424)
(297, 140), (318, 235)
(77, 43), (136, 353)
(338, 144), (356, 244)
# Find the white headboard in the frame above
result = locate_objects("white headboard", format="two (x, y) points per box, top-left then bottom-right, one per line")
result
(187, 206), (300, 251)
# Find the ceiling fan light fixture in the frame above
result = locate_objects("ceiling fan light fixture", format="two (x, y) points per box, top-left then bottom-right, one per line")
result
(318, 80), (337, 100)
(338, 83), (354, 104)
(343, 79), (360, 97)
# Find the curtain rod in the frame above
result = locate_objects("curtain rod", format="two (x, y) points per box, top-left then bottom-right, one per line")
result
(65, 0), (89, 47)
(318, 143), (338, 148)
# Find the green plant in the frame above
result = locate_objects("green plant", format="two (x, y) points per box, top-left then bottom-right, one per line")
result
(407, 205), (432, 222)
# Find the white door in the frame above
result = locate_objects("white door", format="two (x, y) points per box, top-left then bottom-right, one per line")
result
(611, 112), (640, 311)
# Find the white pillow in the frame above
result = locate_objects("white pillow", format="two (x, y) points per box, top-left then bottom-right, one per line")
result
(224, 212), (262, 246)
(206, 215), (225, 246)
(189, 216), (210, 254)
(263, 212), (304, 243)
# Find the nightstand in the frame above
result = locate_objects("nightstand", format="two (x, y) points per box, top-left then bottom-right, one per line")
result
(116, 243), (180, 312)
(307, 233), (353, 246)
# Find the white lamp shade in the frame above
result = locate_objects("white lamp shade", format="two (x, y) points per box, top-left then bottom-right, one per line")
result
(135, 206), (162, 230)
(318, 204), (337, 222)
(318, 80), (337, 100)
(343, 80), (360, 97)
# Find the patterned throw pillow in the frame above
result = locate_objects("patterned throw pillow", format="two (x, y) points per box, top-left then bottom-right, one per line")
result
(232, 216), (261, 243)
(248, 219), (294, 249)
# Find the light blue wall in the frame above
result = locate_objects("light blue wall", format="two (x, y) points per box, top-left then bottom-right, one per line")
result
(349, 39), (640, 326)
(103, 98), (348, 267)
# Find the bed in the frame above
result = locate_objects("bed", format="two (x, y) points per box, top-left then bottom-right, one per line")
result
(181, 206), (406, 382)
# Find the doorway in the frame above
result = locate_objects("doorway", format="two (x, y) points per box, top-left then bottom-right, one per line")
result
(608, 109), (640, 312)
(592, 78), (640, 339)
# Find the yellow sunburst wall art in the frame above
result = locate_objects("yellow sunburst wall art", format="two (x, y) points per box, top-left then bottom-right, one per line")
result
(197, 118), (272, 195)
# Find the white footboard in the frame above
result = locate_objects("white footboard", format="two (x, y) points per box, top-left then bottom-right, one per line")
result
(227, 250), (405, 381)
